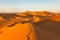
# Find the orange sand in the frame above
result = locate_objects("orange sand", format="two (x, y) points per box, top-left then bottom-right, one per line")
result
(0, 23), (37, 40)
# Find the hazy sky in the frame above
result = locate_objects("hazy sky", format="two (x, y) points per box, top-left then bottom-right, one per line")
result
(0, 0), (60, 13)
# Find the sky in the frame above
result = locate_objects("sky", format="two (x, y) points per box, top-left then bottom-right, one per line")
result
(0, 0), (60, 13)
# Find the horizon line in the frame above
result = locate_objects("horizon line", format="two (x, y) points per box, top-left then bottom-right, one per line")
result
(0, 10), (60, 13)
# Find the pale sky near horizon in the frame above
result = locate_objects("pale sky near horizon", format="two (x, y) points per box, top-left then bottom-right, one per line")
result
(0, 0), (60, 13)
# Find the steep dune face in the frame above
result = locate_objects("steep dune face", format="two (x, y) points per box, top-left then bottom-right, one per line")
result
(32, 19), (60, 40)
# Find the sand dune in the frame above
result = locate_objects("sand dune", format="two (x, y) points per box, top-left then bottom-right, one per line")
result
(0, 11), (60, 40)
(0, 23), (37, 40)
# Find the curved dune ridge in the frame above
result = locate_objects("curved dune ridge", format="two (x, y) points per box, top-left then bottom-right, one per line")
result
(0, 11), (60, 40)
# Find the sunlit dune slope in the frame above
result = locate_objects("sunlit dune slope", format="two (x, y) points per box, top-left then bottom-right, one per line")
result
(0, 23), (37, 40)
